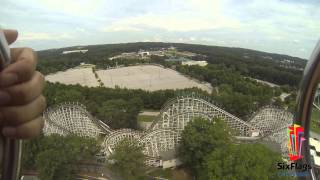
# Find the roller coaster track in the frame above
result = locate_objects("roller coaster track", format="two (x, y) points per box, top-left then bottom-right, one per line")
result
(43, 96), (293, 166)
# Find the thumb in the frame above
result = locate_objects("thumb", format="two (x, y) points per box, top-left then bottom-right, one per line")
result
(3, 29), (18, 45)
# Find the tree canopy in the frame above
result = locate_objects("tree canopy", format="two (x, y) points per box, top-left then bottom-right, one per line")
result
(178, 117), (232, 174)
(22, 135), (99, 180)
(97, 98), (143, 129)
(107, 138), (146, 180)
(199, 144), (290, 180)
(178, 117), (292, 180)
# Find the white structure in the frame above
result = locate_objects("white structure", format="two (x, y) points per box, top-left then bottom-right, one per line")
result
(62, 49), (88, 54)
(138, 51), (150, 58)
(109, 52), (140, 60)
(182, 60), (208, 66)
(43, 102), (111, 138)
(310, 137), (320, 167)
(43, 96), (293, 168)
(161, 158), (182, 169)
(249, 107), (293, 137)
(102, 129), (141, 156)
(168, 46), (176, 50)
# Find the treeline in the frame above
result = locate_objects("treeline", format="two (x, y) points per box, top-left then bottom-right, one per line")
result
(172, 43), (304, 87)
(176, 64), (286, 118)
(44, 73), (281, 128)
(37, 42), (305, 86)
(44, 82), (208, 129)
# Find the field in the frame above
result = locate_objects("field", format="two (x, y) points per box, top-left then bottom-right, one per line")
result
(138, 115), (156, 122)
(45, 67), (99, 87)
(97, 65), (212, 92)
(45, 65), (212, 93)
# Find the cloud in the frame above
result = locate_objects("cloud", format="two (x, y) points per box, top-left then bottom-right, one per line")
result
(2, 0), (319, 58)
(189, 37), (196, 41)
(19, 32), (73, 41)
(102, 12), (241, 32)
(37, 0), (105, 17)
(102, 26), (143, 32)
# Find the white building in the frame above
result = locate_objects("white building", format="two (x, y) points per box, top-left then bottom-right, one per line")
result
(62, 49), (88, 54)
(182, 60), (208, 67)
(168, 46), (176, 50)
(159, 150), (182, 169)
(109, 52), (139, 60)
(138, 51), (150, 58)
(161, 158), (182, 169)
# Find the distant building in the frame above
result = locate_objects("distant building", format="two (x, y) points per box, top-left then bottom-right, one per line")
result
(159, 150), (182, 169)
(282, 59), (294, 64)
(262, 56), (273, 60)
(165, 57), (191, 62)
(182, 60), (208, 67)
(138, 51), (150, 58)
(168, 46), (176, 50)
(251, 130), (260, 137)
(109, 52), (139, 60)
(79, 63), (96, 68)
(62, 49), (88, 54)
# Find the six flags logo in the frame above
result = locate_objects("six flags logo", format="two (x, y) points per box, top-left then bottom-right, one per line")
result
(288, 124), (306, 161)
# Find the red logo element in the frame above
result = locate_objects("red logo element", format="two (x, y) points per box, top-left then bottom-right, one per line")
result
(288, 124), (305, 161)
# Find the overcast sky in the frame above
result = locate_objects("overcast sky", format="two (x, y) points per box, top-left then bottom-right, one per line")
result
(1, 0), (319, 59)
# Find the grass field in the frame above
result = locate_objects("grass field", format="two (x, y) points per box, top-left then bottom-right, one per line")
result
(137, 115), (156, 122)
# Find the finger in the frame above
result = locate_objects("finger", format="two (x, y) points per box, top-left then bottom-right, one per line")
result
(2, 116), (44, 139)
(0, 48), (37, 87)
(3, 29), (18, 45)
(0, 95), (46, 126)
(2, 71), (44, 105)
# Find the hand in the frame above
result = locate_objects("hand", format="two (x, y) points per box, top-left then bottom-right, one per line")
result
(0, 29), (46, 139)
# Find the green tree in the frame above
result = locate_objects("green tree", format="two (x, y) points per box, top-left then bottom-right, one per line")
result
(97, 98), (143, 129)
(24, 135), (98, 180)
(36, 149), (74, 180)
(199, 144), (292, 180)
(108, 138), (146, 180)
(22, 135), (44, 170)
(178, 117), (232, 175)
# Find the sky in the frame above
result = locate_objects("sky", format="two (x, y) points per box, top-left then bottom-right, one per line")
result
(1, 0), (319, 59)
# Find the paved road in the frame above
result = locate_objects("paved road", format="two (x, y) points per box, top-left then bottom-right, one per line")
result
(76, 174), (109, 180)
